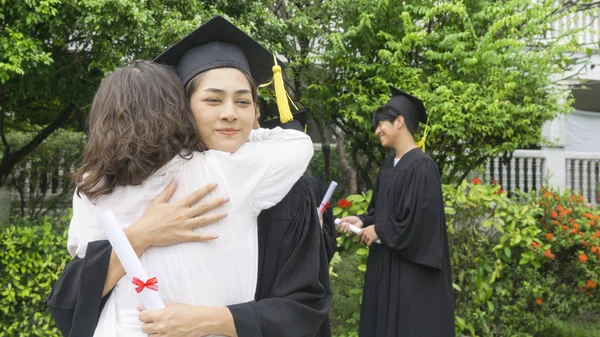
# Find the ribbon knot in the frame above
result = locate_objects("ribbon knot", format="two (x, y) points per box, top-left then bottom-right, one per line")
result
(320, 201), (331, 210)
(132, 277), (159, 293)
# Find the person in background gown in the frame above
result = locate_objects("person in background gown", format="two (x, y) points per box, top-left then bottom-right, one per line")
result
(339, 86), (455, 337)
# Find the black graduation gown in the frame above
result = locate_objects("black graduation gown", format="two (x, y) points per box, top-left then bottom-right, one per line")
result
(47, 177), (331, 337)
(357, 149), (455, 337)
(303, 175), (337, 262)
(302, 174), (337, 337)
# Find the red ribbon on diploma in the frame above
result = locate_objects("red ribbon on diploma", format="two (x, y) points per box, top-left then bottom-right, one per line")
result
(132, 277), (159, 293)
(320, 201), (331, 211)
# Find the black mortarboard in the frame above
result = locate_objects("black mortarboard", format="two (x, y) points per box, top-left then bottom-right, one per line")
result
(154, 15), (295, 122)
(261, 110), (306, 132)
(155, 15), (275, 86)
(385, 86), (427, 134)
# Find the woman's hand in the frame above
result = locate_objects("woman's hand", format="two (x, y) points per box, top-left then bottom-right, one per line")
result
(125, 180), (229, 255)
(138, 302), (237, 337)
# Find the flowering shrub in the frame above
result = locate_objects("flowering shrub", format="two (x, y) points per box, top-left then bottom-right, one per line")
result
(331, 179), (600, 337)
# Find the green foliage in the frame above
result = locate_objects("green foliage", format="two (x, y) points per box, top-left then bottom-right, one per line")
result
(2, 129), (86, 219)
(306, 0), (590, 185)
(0, 215), (70, 337)
(330, 180), (600, 336)
(0, 0), (273, 187)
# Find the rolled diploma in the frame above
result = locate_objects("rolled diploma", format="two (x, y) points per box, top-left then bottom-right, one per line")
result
(334, 218), (381, 244)
(98, 210), (165, 309)
(318, 181), (338, 215)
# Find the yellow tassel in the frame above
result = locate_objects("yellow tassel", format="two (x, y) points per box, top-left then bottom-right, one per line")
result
(272, 56), (294, 123)
(416, 123), (430, 152)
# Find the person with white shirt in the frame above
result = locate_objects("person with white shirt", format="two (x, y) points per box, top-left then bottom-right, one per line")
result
(62, 53), (312, 337)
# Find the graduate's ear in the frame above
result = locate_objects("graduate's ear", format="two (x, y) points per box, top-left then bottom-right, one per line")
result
(394, 115), (405, 129)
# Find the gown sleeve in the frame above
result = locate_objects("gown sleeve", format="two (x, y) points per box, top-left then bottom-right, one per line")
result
(358, 162), (383, 227)
(373, 158), (446, 270)
(227, 179), (332, 337)
(47, 240), (113, 337)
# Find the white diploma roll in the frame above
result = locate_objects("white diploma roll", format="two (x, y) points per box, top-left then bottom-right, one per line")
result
(334, 218), (381, 244)
(98, 210), (165, 309)
(318, 181), (338, 215)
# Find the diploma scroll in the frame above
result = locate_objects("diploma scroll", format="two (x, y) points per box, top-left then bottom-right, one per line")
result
(334, 218), (381, 244)
(98, 210), (165, 309)
(318, 181), (338, 215)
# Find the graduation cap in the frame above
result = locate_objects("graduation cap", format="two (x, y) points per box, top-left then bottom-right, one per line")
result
(154, 15), (294, 123)
(261, 109), (306, 132)
(385, 86), (430, 151)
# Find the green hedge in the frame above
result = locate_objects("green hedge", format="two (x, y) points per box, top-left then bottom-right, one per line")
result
(0, 216), (70, 337)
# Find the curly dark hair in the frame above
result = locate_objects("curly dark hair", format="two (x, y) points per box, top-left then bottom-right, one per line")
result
(74, 60), (205, 201)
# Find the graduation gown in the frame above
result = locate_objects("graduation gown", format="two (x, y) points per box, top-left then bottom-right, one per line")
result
(302, 174), (337, 337)
(357, 148), (455, 337)
(303, 175), (337, 262)
(47, 177), (331, 337)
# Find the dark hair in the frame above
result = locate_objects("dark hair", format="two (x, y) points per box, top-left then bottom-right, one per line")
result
(74, 60), (205, 201)
(372, 105), (418, 134)
(184, 68), (258, 103)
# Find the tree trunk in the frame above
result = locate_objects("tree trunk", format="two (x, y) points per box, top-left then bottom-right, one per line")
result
(335, 133), (357, 194)
(313, 115), (332, 183)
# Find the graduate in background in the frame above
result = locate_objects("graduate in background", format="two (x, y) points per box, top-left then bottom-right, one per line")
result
(339, 87), (455, 337)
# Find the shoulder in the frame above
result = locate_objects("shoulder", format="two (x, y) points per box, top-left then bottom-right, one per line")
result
(404, 150), (440, 175)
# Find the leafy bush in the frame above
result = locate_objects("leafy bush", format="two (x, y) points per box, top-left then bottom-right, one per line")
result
(330, 180), (600, 337)
(0, 215), (70, 337)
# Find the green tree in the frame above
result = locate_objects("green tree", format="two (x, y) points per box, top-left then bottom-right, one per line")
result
(0, 0), (267, 188)
(306, 0), (596, 186)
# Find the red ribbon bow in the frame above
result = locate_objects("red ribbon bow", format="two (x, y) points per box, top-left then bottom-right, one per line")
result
(320, 201), (331, 211)
(132, 277), (159, 293)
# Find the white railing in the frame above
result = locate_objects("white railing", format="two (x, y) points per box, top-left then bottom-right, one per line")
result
(548, 8), (600, 48)
(486, 149), (600, 204)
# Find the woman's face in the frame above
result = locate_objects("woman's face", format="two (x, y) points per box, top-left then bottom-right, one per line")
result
(189, 68), (256, 153)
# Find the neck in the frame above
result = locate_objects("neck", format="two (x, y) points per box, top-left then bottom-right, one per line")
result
(392, 132), (417, 158)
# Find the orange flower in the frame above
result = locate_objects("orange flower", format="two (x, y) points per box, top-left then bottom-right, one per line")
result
(546, 233), (554, 241)
(472, 177), (481, 185)
(569, 195), (576, 202)
(562, 225), (569, 231)
(536, 298), (543, 305)
(592, 246), (598, 253)
(587, 280), (597, 289)
(531, 241), (541, 249)
(337, 199), (352, 209)
(581, 240), (589, 247)
(579, 254), (588, 263)
(571, 228), (579, 234)
(553, 220), (560, 225)
(573, 223), (579, 229)
(498, 188), (504, 195)
(551, 211), (558, 219)
(596, 230), (600, 237)
(590, 220), (596, 227)
(579, 196), (585, 203)
(544, 249), (555, 260)
(557, 205), (564, 212)
(584, 213), (594, 219)
(544, 191), (552, 198)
